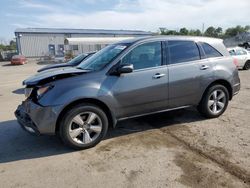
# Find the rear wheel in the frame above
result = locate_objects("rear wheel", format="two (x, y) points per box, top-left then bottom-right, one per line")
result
(198, 85), (229, 118)
(243, 61), (250, 70)
(59, 103), (108, 149)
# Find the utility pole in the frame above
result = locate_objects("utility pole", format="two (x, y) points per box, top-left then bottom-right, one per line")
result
(202, 23), (205, 36)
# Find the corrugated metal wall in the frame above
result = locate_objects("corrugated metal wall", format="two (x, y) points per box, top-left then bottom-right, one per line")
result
(19, 33), (65, 57)
(18, 33), (139, 57)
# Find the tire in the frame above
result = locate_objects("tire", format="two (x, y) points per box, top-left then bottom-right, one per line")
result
(243, 61), (250, 70)
(59, 103), (108, 150)
(198, 85), (229, 118)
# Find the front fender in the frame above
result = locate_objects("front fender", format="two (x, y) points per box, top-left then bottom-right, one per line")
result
(38, 76), (119, 118)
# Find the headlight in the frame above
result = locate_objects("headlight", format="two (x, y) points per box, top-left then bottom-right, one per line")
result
(37, 85), (53, 99)
(24, 88), (33, 98)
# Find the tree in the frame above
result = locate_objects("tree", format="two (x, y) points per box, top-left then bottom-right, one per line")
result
(204, 26), (217, 37)
(159, 28), (179, 35)
(215, 27), (223, 37)
(158, 25), (249, 38)
(165, 30), (179, 35)
(189, 29), (202, 36)
(225, 25), (248, 37)
(204, 26), (224, 38)
(179, 28), (189, 35)
(8, 40), (16, 50)
(9, 40), (16, 46)
(0, 40), (17, 51)
(159, 27), (167, 35)
(245, 25), (250, 31)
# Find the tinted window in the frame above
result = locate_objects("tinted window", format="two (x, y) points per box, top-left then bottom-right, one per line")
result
(201, 43), (222, 58)
(168, 41), (200, 64)
(121, 42), (162, 70)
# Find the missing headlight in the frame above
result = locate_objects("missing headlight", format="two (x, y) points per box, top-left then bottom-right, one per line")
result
(37, 85), (53, 99)
(24, 87), (33, 98)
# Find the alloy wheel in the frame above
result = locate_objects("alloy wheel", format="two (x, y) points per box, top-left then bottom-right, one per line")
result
(68, 112), (102, 145)
(207, 89), (226, 115)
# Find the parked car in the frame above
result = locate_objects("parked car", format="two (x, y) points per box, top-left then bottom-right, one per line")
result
(15, 36), (240, 149)
(11, 55), (27, 65)
(228, 47), (250, 70)
(37, 52), (95, 72)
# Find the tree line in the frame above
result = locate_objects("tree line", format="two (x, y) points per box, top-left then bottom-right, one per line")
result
(0, 40), (16, 51)
(159, 25), (250, 38)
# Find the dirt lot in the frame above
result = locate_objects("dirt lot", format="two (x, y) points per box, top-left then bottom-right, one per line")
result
(0, 60), (249, 188)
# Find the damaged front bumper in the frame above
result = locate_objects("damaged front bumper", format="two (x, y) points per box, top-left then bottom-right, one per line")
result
(15, 106), (40, 135)
(15, 100), (62, 135)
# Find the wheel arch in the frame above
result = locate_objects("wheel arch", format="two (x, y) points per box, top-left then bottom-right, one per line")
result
(244, 60), (250, 69)
(55, 98), (117, 133)
(201, 79), (233, 103)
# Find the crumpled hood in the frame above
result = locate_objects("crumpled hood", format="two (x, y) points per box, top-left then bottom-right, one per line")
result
(37, 63), (73, 72)
(23, 67), (90, 86)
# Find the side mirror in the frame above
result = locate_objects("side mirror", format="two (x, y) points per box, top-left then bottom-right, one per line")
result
(117, 64), (134, 74)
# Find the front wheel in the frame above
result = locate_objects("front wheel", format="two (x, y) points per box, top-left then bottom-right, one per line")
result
(198, 85), (229, 118)
(59, 103), (108, 150)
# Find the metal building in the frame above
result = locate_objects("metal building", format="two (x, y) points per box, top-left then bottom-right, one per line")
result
(14, 28), (152, 57)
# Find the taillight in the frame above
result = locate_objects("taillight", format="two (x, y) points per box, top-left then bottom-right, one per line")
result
(233, 58), (239, 67)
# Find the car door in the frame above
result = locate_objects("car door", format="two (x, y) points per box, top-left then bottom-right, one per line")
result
(109, 41), (169, 118)
(235, 48), (248, 67)
(167, 40), (213, 108)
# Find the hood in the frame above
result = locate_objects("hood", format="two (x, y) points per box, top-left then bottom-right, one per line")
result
(23, 67), (90, 86)
(37, 63), (73, 72)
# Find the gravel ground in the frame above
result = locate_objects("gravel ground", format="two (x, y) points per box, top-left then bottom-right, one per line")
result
(0, 60), (249, 188)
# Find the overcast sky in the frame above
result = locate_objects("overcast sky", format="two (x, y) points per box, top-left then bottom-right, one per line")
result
(0, 0), (250, 42)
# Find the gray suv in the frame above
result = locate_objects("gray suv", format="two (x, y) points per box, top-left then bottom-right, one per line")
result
(15, 36), (240, 149)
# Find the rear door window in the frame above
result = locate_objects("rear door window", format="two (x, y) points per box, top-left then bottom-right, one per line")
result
(201, 43), (222, 58)
(168, 41), (200, 64)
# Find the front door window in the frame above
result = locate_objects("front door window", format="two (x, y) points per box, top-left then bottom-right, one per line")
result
(121, 42), (162, 70)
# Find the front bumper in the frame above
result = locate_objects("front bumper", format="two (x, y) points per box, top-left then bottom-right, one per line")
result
(15, 100), (62, 135)
(15, 106), (40, 135)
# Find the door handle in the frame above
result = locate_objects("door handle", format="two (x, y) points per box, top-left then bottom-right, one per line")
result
(153, 73), (166, 79)
(200, 65), (209, 70)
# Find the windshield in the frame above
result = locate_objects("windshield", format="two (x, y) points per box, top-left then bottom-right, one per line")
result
(77, 43), (129, 71)
(67, 54), (87, 65)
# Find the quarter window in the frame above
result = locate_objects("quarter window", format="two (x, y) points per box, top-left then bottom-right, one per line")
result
(201, 43), (222, 58)
(168, 41), (200, 64)
(121, 42), (162, 70)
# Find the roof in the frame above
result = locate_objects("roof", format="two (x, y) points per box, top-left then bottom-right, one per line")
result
(117, 35), (223, 44)
(227, 46), (247, 51)
(14, 28), (153, 36)
(117, 36), (228, 56)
